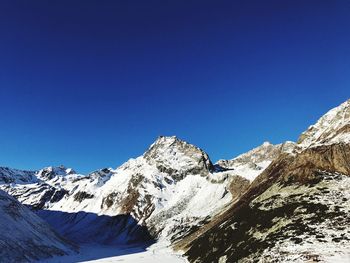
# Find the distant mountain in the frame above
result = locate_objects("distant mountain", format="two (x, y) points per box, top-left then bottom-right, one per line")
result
(0, 167), (37, 184)
(216, 141), (297, 181)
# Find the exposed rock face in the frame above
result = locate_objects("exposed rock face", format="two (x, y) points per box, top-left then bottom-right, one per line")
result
(0, 190), (76, 263)
(227, 175), (250, 199)
(280, 143), (350, 183)
(73, 191), (94, 202)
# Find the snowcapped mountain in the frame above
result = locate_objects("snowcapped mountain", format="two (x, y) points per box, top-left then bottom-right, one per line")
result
(0, 189), (76, 262)
(0, 166), (80, 210)
(36, 165), (77, 181)
(2, 99), (350, 262)
(178, 99), (350, 262)
(144, 136), (214, 179)
(0, 136), (260, 248)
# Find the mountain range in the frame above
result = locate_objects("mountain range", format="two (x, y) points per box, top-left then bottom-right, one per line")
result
(1, 99), (350, 262)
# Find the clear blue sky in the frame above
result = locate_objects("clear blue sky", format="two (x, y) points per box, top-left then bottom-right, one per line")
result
(0, 0), (349, 173)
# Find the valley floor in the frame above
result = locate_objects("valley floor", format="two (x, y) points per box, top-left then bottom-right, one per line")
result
(39, 243), (187, 263)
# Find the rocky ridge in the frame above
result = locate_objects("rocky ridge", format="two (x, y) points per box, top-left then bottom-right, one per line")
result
(298, 99), (350, 147)
(216, 141), (297, 181)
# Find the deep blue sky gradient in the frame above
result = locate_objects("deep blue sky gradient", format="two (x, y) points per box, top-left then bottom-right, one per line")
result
(0, 0), (349, 173)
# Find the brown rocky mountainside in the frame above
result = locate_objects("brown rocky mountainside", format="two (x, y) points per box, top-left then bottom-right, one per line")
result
(176, 100), (350, 262)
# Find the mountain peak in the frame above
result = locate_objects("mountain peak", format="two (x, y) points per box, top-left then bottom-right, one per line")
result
(144, 136), (213, 179)
(152, 135), (179, 145)
(147, 135), (199, 153)
(298, 99), (350, 147)
(37, 166), (76, 180)
(262, 141), (272, 147)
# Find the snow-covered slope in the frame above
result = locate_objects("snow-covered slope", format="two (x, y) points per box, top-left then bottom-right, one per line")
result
(0, 167), (37, 184)
(0, 166), (83, 210)
(36, 165), (77, 181)
(298, 98), (350, 147)
(216, 141), (297, 181)
(0, 189), (76, 262)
